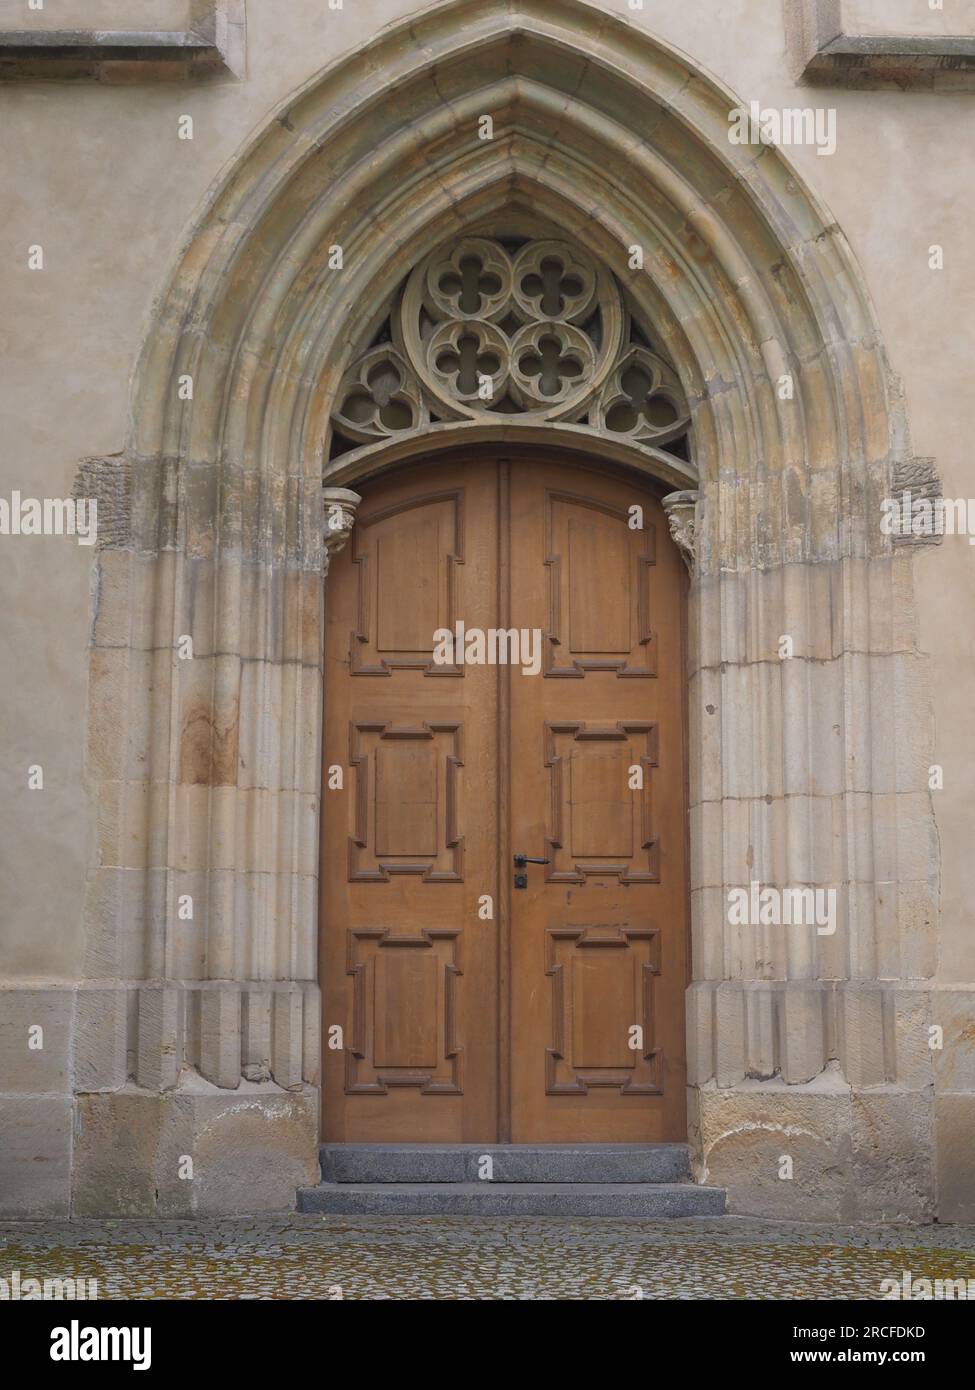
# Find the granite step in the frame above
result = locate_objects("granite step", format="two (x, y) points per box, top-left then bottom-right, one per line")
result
(297, 1180), (727, 1217)
(320, 1142), (693, 1185)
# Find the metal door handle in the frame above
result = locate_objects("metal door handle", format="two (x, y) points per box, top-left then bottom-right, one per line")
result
(513, 854), (550, 867)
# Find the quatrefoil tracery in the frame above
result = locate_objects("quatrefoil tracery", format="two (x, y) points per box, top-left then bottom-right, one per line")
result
(332, 236), (691, 450)
(511, 240), (597, 325)
(509, 320), (596, 407)
(398, 236), (621, 423)
(427, 319), (509, 407)
(426, 237), (513, 323)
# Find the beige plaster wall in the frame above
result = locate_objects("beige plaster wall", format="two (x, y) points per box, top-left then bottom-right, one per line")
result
(842, 0), (975, 39)
(0, 0), (197, 29)
(0, 0), (972, 1218)
(2, 0), (970, 988)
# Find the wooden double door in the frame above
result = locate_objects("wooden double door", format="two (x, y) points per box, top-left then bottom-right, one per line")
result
(321, 452), (688, 1142)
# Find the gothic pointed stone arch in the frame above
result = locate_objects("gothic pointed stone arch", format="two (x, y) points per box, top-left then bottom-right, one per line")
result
(76, 0), (938, 1216)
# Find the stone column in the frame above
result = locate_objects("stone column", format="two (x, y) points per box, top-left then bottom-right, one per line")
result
(683, 460), (942, 1221)
(70, 461), (361, 1216)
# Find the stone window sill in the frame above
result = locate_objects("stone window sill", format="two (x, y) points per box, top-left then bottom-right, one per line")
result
(0, 1), (244, 81)
(787, 0), (975, 88)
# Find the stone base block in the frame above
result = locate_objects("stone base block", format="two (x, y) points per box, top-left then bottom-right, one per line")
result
(0, 1096), (73, 1217)
(936, 1094), (975, 1223)
(690, 1074), (939, 1222)
(72, 1078), (319, 1217)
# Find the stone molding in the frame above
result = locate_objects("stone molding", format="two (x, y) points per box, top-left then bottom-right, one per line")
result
(785, 0), (975, 87)
(325, 412), (698, 496)
(0, 2), (245, 81)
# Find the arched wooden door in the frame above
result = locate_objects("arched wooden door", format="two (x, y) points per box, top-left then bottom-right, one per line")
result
(320, 451), (688, 1142)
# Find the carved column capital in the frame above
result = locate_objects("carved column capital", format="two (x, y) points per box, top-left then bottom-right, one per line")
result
(322, 487), (362, 576)
(662, 489), (699, 573)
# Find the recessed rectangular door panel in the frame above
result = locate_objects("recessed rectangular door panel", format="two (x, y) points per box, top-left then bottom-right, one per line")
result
(508, 461), (688, 1141)
(321, 461), (499, 1140)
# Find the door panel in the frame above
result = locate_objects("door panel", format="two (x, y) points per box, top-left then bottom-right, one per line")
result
(508, 462), (687, 1141)
(321, 461), (499, 1140)
(321, 452), (687, 1143)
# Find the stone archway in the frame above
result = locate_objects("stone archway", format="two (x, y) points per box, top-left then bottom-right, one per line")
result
(74, 0), (937, 1217)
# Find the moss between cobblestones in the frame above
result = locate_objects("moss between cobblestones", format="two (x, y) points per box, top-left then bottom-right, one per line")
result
(2, 1220), (974, 1300)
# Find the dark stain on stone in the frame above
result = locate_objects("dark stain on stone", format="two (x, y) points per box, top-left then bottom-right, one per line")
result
(179, 701), (240, 785)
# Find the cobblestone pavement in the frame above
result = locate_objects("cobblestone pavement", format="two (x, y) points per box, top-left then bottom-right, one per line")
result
(2, 1217), (975, 1300)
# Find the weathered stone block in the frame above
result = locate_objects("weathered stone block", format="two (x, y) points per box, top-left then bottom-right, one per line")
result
(0, 1096), (72, 1218)
(839, 983), (886, 1087)
(892, 989), (933, 1090)
(199, 985), (241, 1089)
(936, 1094), (975, 1223)
(779, 984), (827, 1084)
(850, 1090), (936, 1221)
(744, 981), (776, 1078)
(72, 1082), (318, 1217)
(0, 988), (73, 1093)
(698, 1079), (852, 1221)
(187, 1084), (318, 1215)
(714, 982), (746, 1087)
(932, 991), (975, 1092)
(685, 981), (714, 1087)
(73, 1089), (182, 1217)
(137, 985), (181, 1091)
(74, 986), (128, 1091)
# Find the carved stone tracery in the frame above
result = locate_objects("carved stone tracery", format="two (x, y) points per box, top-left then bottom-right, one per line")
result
(331, 236), (691, 460)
